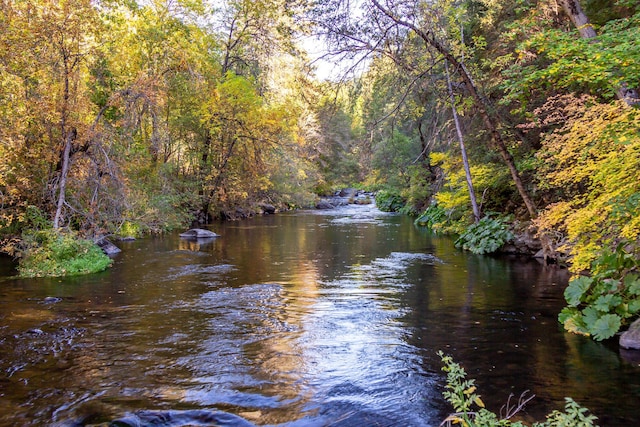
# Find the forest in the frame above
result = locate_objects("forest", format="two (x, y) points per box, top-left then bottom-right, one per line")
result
(1, 0), (639, 342)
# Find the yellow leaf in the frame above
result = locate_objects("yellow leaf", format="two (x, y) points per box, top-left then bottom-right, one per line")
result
(463, 386), (476, 395)
(475, 396), (485, 408)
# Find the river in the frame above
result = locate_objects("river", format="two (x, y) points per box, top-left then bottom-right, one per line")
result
(0, 203), (638, 426)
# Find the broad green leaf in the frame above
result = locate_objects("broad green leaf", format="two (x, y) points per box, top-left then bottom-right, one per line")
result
(625, 274), (640, 296)
(582, 307), (601, 330)
(590, 314), (622, 341)
(628, 299), (640, 315)
(593, 294), (622, 312)
(565, 276), (593, 307)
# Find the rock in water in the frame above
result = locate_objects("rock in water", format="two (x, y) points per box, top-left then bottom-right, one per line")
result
(96, 237), (121, 255)
(315, 200), (335, 210)
(110, 409), (255, 427)
(179, 228), (219, 238)
(620, 318), (640, 350)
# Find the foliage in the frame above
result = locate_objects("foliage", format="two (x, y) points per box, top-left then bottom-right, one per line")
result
(455, 215), (514, 255)
(18, 229), (112, 278)
(375, 189), (406, 212)
(559, 242), (640, 341)
(438, 351), (598, 427)
(533, 98), (640, 272)
(427, 151), (512, 234)
(400, 165), (435, 216)
(502, 11), (640, 109)
(0, 0), (319, 264)
(415, 203), (448, 232)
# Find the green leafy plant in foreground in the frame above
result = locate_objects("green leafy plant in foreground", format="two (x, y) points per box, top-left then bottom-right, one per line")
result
(455, 215), (514, 255)
(18, 229), (112, 278)
(559, 242), (640, 341)
(438, 351), (598, 427)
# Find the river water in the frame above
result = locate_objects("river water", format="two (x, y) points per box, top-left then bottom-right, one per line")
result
(0, 204), (638, 426)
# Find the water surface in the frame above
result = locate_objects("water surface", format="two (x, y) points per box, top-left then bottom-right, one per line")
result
(0, 204), (638, 426)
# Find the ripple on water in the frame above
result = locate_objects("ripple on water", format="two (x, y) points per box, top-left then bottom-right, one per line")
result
(165, 263), (237, 281)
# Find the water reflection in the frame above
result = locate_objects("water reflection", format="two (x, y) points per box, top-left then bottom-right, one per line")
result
(0, 204), (638, 426)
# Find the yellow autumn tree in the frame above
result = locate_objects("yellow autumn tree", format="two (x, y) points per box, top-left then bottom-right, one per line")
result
(534, 96), (640, 271)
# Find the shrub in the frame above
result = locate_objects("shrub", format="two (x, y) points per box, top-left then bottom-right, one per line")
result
(18, 229), (112, 278)
(415, 203), (448, 230)
(559, 242), (640, 341)
(534, 99), (640, 272)
(438, 351), (598, 427)
(455, 215), (514, 255)
(375, 189), (406, 212)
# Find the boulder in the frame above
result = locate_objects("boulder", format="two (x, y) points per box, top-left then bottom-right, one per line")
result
(620, 318), (640, 350)
(339, 188), (357, 197)
(316, 200), (335, 210)
(259, 203), (276, 214)
(179, 228), (219, 238)
(96, 237), (121, 255)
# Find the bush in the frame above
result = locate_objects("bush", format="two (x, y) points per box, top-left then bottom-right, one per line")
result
(415, 203), (448, 231)
(375, 189), (406, 212)
(455, 215), (514, 255)
(438, 351), (598, 427)
(18, 229), (112, 278)
(559, 242), (640, 341)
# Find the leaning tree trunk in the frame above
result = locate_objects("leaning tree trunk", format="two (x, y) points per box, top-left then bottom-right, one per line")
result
(371, 0), (538, 219)
(446, 62), (481, 223)
(558, 0), (639, 105)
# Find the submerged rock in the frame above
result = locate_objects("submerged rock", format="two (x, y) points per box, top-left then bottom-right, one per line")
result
(179, 228), (219, 238)
(109, 409), (255, 427)
(96, 237), (121, 255)
(620, 318), (640, 350)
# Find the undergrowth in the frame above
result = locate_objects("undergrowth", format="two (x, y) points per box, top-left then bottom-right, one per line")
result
(454, 215), (514, 255)
(439, 351), (598, 427)
(18, 229), (112, 278)
(559, 242), (640, 341)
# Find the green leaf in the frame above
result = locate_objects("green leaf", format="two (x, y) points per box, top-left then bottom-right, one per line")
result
(628, 299), (640, 315)
(593, 294), (622, 312)
(625, 274), (640, 296)
(565, 276), (593, 307)
(590, 314), (622, 341)
(582, 307), (601, 330)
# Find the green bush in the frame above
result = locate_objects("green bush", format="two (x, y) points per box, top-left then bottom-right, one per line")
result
(559, 242), (640, 341)
(18, 229), (112, 278)
(438, 351), (598, 427)
(415, 203), (448, 230)
(375, 189), (406, 212)
(455, 215), (514, 255)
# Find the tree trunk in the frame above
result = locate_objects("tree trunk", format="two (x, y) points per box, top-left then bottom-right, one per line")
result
(557, 0), (597, 38)
(54, 51), (73, 230)
(446, 62), (481, 223)
(371, 0), (538, 219)
(54, 130), (74, 229)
